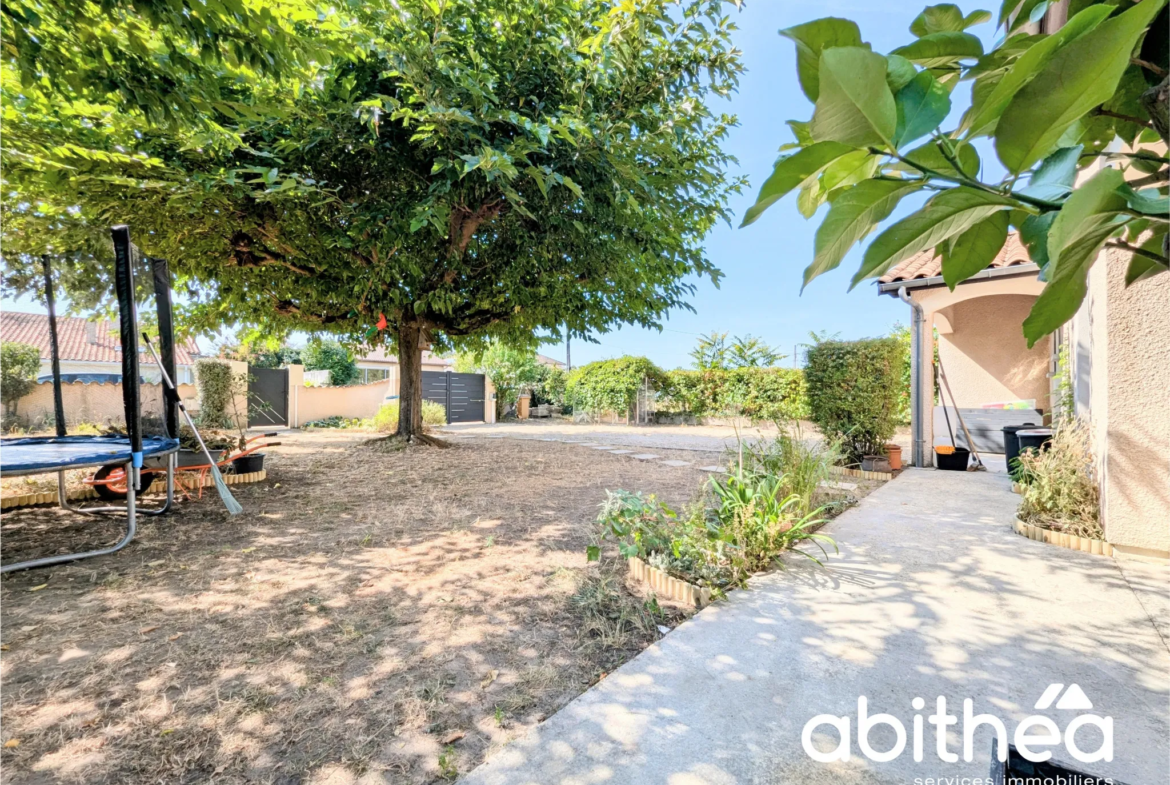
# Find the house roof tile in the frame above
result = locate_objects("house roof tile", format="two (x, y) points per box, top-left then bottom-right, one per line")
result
(878, 231), (1034, 283)
(1, 311), (202, 365)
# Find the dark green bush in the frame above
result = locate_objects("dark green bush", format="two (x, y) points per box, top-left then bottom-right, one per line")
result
(1, 341), (41, 420)
(662, 367), (807, 421)
(195, 359), (239, 429)
(804, 338), (904, 463)
(301, 339), (359, 386)
(565, 356), (667, 417)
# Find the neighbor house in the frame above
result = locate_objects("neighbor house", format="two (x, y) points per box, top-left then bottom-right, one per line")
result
(880, 228), (1169, 563)
(2, 311), (203, 384)
(352, 345), (453, 385)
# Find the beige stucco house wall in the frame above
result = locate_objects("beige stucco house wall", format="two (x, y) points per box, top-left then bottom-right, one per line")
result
(1065, 247), (1170, 562)
(934, 293), (1051, 409)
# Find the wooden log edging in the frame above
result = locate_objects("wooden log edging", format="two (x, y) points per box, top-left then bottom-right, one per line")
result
(628, 555), (712, 609)
(1, 470), (268, 510)
(1012, 518), (1113, 557)
(829, 465), (894, 482)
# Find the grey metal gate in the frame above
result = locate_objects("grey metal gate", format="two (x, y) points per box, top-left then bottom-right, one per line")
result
(248, 367), (288, 427)
(421, 371), (485, 423)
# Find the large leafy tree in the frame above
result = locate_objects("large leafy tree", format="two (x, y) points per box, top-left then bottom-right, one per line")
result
(743, 0), (1168, 347)
(2, 0), (745, 441)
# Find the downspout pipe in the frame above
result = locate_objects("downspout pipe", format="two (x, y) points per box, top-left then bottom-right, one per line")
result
(898, 286), (926, 468)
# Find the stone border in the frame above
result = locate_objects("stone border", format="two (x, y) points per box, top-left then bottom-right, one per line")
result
(830, 465), (893, 482)
(1, 470), (267, 511)
(628, 555), (712, 609)
(1012, 518), (1113, 557)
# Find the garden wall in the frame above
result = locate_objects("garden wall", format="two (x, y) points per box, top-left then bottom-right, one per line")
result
(15, 381), (199, 430)
(295, 379), (391, 424)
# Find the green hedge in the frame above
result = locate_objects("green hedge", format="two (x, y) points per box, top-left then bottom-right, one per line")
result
(662, 368), (808, 421)
(195, 359), (238, 429)
(566, 356), (667, 416)
(804, 338), (904, 463)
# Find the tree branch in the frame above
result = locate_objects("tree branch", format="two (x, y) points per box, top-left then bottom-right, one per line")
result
(1132, 57), (1168, 77)
(1105, 239), (1169, 266)
(871, 147), (1064, 211)
(1092, 108), (1154, 129)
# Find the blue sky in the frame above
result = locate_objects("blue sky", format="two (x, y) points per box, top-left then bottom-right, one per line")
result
(560, 0), (998, 370)
(3, 1), (996, 369)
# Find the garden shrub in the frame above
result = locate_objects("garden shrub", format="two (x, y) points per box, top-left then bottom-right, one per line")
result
(301, 339), (359, 386)
(1016, 419), (1101, 539)
(565, 356), (667, 418)
(195, 359), (240, 429)
(373, 399), (446, 432)
(662, 368), (807, 421)
(1, 341), (41, 422)
(804, 337), (904, 464)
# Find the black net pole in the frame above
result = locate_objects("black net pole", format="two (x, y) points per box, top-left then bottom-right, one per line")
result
(40, 255), (67, 437)
(111, 226), (143, 484)
(150, 258), (179, 439)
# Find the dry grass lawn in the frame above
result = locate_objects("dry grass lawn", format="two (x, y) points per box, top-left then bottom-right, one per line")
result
(1, 431), (707, 784)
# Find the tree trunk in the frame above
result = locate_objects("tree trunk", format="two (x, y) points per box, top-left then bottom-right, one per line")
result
(396, 318), (425, 441)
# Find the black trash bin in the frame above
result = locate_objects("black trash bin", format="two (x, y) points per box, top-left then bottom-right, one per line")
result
(1003, 422), (1037, 476)
(1016, 428), (1053, 459)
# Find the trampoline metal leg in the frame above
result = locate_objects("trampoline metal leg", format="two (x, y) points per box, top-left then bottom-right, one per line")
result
(2, 462), (139, 574)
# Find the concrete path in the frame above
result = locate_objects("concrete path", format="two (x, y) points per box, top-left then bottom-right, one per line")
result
(463, 470), (1169, 784)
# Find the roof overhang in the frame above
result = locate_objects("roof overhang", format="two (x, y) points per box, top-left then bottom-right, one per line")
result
(877, 263), (1041, 296)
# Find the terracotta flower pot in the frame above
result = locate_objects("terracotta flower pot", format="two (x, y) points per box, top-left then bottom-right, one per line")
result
(884, 443), (902, 471)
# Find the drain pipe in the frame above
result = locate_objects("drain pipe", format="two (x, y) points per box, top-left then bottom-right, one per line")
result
(898, 286), (926, 468)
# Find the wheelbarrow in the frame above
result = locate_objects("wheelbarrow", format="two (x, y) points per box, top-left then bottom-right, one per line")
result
(87, 433), (280, 501)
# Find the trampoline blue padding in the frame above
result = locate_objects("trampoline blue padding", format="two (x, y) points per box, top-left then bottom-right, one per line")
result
(0, 435), (179, 477)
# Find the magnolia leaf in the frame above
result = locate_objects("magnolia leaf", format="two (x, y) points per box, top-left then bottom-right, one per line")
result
(741, 141), (855, 227)
(780, 18), (866, 102)
(891, 32), (984, 68)
(804, 179), (923, 290)
(893, 71), (951, 148)
(995, 0), (1167, 173)
(911, 5), (992, 36)
(965, 4), (1112, 139)
(1124, 236), (1169, 286)
(1008, 0), (1049, 34)
(885, 54), (918, 94)
(1047, 168), (1128, 265)
(942, 210), (1010, 289)
(852, 187), (1015, 287)
(901, 138), (981, 179)
(809, 48), (896, 149)
(821, 150), (880, 192)
(1020, 145), (1082, 202)
(1023, 217), (1121, 346)
(1120, 185), (1170, 216)
(1020, 211), (1057, 272)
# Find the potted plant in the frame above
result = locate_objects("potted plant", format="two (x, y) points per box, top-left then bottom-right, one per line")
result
(883, 443), (902, 471)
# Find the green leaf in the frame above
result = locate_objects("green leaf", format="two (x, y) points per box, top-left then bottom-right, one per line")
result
(586, 545), (600, 562)
(797, 178), (827, 218)
(995, 0), (1167, 173)
(885, 54), (918, 94)
(1120, 185), (1170, 215)
(1023, 168), (1131, 344)
(901, 138), (981, 178)
(741, 142), (856, 227)
(805, 179), (923, 290)
(891, 32), (984, 68)
(1020, 145), (1082, 202)
(1048, 168), (1128, 265)
(780, 18), (866, 102)
(893, 71), (951, 148)
(1020, 211), (1057, 271)
(941, 210), (1010, 289)
(852, 187), (1015, 287)
(821, 150), (880, 191)
(1125, 239), (1169, 286)
(964, 4), (1112, 139)
(1023, 218), (1120, 346)
(809, 48), (897, 149)
(910, 5), (991, 36)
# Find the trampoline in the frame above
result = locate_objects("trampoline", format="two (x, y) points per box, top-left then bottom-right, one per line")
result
(1, 226), (181, 573)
